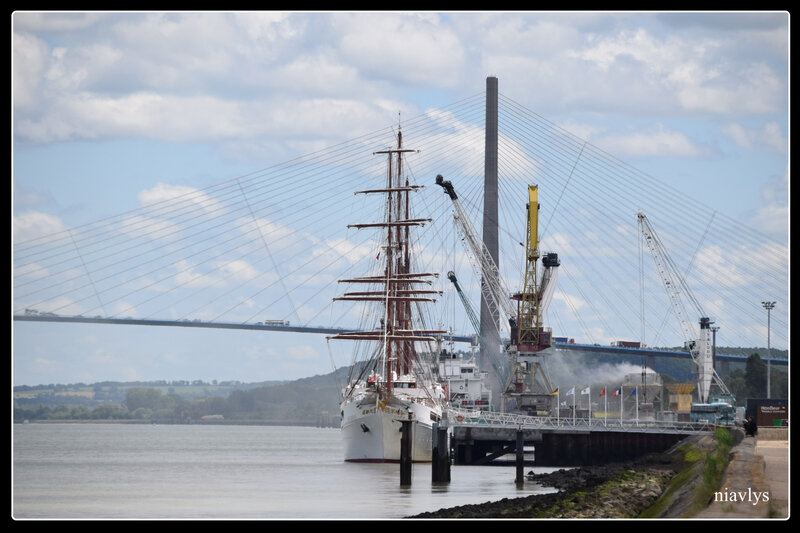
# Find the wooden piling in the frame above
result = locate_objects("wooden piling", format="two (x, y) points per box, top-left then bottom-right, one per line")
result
(515, 430), (524, 483)
(400, 418), (412, 486)
(431, 424), (451, 483)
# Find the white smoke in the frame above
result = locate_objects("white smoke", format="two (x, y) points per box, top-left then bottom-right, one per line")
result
(544, 350), (650, 391)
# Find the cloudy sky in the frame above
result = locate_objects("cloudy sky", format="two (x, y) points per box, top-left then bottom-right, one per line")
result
(12, 11), (789, 386)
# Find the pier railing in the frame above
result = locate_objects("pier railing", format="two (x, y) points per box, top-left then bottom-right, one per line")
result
(445, 407), (714, 434)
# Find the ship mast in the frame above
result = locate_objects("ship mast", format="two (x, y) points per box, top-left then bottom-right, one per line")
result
(330, 131), (445, 392)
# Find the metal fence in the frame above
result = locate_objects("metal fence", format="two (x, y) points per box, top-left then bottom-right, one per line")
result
(444, 407), (715, 434)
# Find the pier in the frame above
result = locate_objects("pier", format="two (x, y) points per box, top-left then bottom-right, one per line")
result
(444, 408), (714, 467)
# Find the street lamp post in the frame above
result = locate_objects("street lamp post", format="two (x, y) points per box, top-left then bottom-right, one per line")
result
(761, 301), (776, 399)
(711, 326), (719, 376)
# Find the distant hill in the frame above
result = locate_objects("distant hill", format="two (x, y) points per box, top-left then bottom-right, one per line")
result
(13, 348), (786, 424)
(13, 366), (355, 426)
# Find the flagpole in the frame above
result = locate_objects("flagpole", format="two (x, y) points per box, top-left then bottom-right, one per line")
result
(588, 388), (591, 424)
(573, 386), (576, 425)
(604, 385), (607, 427)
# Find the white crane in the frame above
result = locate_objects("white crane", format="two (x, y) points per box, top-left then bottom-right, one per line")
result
(435, 175), (517, 338)
(637, 211), (730, 403)
(436, 175), (560, 415)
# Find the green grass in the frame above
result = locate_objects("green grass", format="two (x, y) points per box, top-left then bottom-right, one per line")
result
(639, 429), (734, 518)
(695, 428), (734, 511)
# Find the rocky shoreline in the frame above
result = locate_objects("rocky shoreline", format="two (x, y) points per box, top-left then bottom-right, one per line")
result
(410, 453), (680, 519)
(409, 436), (727, 519)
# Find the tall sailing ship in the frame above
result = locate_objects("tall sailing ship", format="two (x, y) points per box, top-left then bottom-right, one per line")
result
(330, 132), (447, 463)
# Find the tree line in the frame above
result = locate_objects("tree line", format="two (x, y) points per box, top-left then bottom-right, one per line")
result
(13, 354), (786, 424)
(14, 378), (341, 425)
(723, 353), (788, 402)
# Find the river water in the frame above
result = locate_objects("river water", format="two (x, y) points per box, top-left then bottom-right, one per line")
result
(13, 423), (559, 520)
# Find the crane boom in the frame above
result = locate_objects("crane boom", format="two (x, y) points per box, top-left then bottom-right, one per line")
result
(447, 270), (481, 342)
(437, 175), (561, 416)
(637, 211), (730, 402)
(435, 175), (517, 337)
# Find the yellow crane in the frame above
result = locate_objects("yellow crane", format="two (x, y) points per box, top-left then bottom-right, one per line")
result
(506, 185), (560, 415)
(437, 176), (561, 414)
(515, 185), (559, 350)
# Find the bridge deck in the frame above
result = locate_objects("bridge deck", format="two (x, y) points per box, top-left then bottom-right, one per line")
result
(12, 315), (786, 365)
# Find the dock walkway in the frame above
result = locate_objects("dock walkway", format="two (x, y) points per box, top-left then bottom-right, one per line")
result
(696, 429), (788, 519)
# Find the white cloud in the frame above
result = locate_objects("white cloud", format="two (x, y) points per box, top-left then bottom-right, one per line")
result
(112, 301), (138, 318)
(13, 262), (50, 281)
(138, 183), (222, 216)
(722, 123), (752, 148)
(332, 12), (464, 86)
(723, 121), (787, 153)
(692, 241), (788, 291)
(174, 259), (227, 289)
(270, 55), (361, 97)
(12, 12), (105, 32)
(14, 211), (67, 242)
(217, 260), (260, 282)
(553, 290), (587, 312)
(236, 217), (303, 255)
(316, 237), (375, 266)
(545, 23), (786, 116)
(29, 295), (84, 316)
(676, 62), (783, 115)
(232, 11), (296, 41)
(574, 28), (673, 72)
(10, 12), (790, 383)
(761, 122), (788, 153)
(16, 91), (399, 145)
(752, 168), (789, 236)
(12, 31), (49, 110)
(594, 124), (702, 157)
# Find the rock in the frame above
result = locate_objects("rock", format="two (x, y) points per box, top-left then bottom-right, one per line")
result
(409, 433), (731, 519)
(410, 459), (679, 519)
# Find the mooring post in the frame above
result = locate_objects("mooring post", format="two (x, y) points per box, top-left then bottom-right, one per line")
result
(400, 416), (413, 486)
(515, 429), (524, 484)
(431, 423), (451, 483)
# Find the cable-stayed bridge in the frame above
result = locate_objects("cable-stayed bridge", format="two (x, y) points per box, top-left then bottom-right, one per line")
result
(12, 314), (787, 369)
(13, 88), (789, 375)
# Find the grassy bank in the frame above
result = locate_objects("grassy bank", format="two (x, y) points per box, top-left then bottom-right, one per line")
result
(640, 427), (734, 518)
(411, 428), (737, 519)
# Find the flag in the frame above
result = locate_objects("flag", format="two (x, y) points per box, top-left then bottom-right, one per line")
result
(376, 252), (380, 260)
(599, 387), (606, 397)
(550, 388), (559, 395)
(629, 387), (637, 397)
(566, 387), (574, 395)
(581, 387), (590, 395)
(613, 387), (622, 396)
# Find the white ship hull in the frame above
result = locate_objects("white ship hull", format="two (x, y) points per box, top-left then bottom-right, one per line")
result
(331, 134), (446, 464)
(341, 396), (440, 463)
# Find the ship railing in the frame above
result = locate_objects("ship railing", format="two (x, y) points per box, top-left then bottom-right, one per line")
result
(444, 407), (713, 434)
